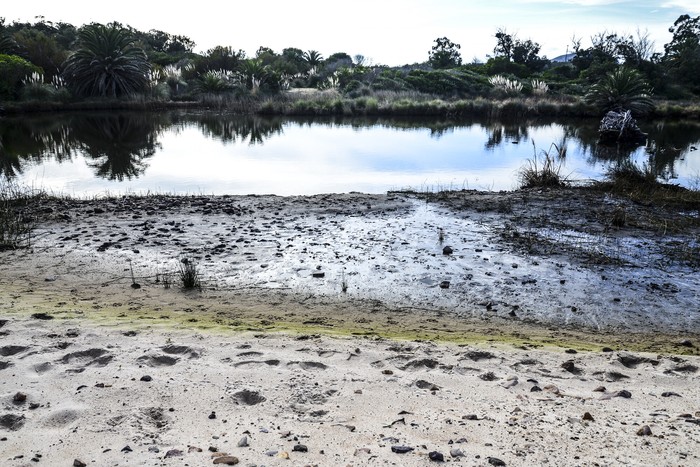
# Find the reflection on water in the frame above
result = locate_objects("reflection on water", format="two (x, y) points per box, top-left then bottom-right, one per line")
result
(1, 111), (699, 196)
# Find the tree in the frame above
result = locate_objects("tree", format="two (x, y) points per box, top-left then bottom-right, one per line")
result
(63, 24), (151, 98)
(663, 14), (700, 91)
(585, 67), (654, 115)
(428, 37), (462, 69)
(492, 29), (547, 72)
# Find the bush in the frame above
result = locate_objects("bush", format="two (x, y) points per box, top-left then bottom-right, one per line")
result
(0, 54), (42, 100)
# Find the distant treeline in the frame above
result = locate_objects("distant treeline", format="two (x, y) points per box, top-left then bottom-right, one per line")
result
(0, 15), (699, 113)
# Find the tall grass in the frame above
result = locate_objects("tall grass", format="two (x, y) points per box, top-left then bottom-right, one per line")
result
(0, 181), (37, 250)
(519, 141), (568, 189)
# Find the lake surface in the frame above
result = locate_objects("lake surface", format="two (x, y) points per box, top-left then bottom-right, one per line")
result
(1, 111), (699, 196)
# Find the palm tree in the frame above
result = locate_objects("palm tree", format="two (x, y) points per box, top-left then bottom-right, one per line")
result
(62, 24), (151, 98)
(303, 50), (323, 75)
(585, 67), (655, 116)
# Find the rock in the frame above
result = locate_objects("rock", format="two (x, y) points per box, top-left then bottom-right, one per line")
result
(391, 445), (414, 454)
(450, 448), (465, 458)
(12, 392), (27, 404)
(530, 386), (542, 392)
(637, 425), (652, 436)
(439, 281), (450, 289)
(415, 380), (440, 391)
(312, 272), (325, 278)
(582, 412), (594, 421)
(73, 460), (87, 467)
(429, 451), (445, 462)
(292, 444), (308, 453)
(678, 339), (694, 348)
(140, 375), (152, 382)
(148, 446), (160, 453)
(237, 436), (248, 447)
(442, 246), (453, 255)
(208, 411), (216, 419)
(615, 390), (632, 398)
(561, 360), (581, 374)
(121, 445), (132, 453)
(164, 449), (183, 458)
(213, 456), (239, 465)
(488, 457), (506, 466)
(662, 391), (681, 397)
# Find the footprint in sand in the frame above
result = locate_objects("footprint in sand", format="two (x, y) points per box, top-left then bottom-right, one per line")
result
(60, 348), (113, 367)
(0, 345), (29, 357)
(234, 359), (281, 368)
(160, 344), (201, 359)
(137, 355), (179, 367)
(42, 408), (82, 428)
(288, 361), (328, 371)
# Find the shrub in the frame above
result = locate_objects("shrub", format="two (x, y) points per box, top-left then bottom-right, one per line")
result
(585, 67), (655, 115)
(0, 54), (42, 100)
(519, 141), (567, 188)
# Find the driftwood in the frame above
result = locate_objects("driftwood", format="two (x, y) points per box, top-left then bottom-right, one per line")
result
(598, 110), (647, 145)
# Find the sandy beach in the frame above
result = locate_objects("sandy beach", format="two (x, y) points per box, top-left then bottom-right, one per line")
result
(2, 188), (700, 466)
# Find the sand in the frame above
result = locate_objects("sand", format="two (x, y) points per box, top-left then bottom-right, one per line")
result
(1, 188), (700, 466)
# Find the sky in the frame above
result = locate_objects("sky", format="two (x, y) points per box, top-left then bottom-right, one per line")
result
(3, 0), (700, 66)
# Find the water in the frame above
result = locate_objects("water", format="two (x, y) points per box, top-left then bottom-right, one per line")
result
(1, 111), (699, 196)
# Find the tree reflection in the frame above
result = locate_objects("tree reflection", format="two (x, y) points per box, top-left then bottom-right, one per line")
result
(484, 123), (531, 149)
(195, 115), (284, 145)
(73, 113), (166, 181)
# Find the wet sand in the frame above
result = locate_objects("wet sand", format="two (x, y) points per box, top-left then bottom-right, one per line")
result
(1, 188), (700, 465)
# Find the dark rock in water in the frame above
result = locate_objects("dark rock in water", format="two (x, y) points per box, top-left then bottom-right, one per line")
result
(232, 389), (266, 406)
(292, 444), (308, 453)
(442, 246), (453, 255)
(636, 425), (652, 436)
(488, 457), (506, 466)
(391, 445), (414, 454)
(429, 451), (445, 462)
(0, 414), (25, 431)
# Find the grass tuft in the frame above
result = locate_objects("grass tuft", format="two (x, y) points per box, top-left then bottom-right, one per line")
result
(178, 258), (201, 290)
(519, 141), (568, 189)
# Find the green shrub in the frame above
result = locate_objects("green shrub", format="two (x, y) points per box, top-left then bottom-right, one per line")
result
(0, 54), (42, 100)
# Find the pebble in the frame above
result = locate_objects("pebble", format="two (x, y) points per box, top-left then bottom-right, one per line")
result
(140, 375), (152, 382)
(442, 246), (453, 255)
(164, 449), (183, 458)
(212, 455), (239, 465)
(13, 392), (27, 404)
(208, 411), (217, 419)
(429, 451), (445, 462)
(582, 412), (594, 421)
(488, 457), (506, 466)
(73, 460), (86, 467)
(237, 436), (248, 447)
(391, 445), (414, 454)
(293, 444), (308, 453)
(450, 448), (465, 458)
(637, 425), (653, 436)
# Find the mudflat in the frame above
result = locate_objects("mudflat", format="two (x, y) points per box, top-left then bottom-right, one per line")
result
(1, 188), (699, 466)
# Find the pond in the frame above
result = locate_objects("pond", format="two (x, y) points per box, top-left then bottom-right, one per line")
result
(1, 111), (699, 196)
